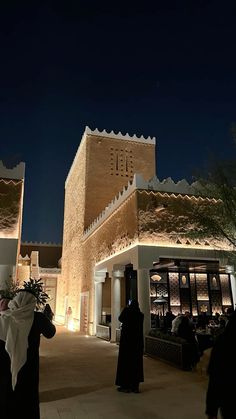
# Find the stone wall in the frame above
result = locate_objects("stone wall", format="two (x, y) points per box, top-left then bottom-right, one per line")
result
(0, 180), (23, 238)
(59, 128), (156, 332)
(82, 192), (138, 332)
(137, 190), (229, 248)
(58, 138), (87, 321)
(58, 188), (138, 331)
(84, 134), (155, 230)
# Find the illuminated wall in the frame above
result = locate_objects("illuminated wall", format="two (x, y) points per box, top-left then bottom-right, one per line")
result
(0, 179), (23, 239)
(137, 190), (227, 248)
(0, 162), (25, 290)
(59, 127), (233, 334)
(59, 128), (155, 331)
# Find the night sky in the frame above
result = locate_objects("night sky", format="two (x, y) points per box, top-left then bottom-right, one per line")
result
(0, 1), (235, 243)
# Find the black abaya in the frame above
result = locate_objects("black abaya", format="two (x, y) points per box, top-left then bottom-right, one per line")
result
(115, 305), (144, 391)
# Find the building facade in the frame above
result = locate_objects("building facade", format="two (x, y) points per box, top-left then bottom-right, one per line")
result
(0, 161), (25, 291)
(18, 242), (62, 313)
(57, 127), (235, 337)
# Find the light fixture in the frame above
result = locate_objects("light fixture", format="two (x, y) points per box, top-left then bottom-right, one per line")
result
(181, 275), (187, 285)
(153, 296), (168, 316)
(151, 274), (162, 282)
(153, 296), (168, 304)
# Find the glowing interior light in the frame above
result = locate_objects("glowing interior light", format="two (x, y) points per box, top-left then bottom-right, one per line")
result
(151, 274), (162, 282)
(181, 275), (187, 285)
(200, 304), (208, 313)
(67, 318), (75, 332)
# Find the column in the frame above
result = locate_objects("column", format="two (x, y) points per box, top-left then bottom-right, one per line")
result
(30, 251), (40, 279)
(137, 268), (151, 337)
(230, 272), (236, 309)
(94, 271), (106, 335)
(94, 282), (103, 335)
(111, 266), (124, 342)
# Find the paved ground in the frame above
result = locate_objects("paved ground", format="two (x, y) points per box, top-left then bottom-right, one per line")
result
(39, 326), (209, 419)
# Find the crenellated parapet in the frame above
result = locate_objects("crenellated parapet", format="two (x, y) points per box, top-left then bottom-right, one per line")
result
(19, 254), (30, 260)
(21, 241), (62, 247)
(85, 126), (156, 144)
(83, 174), (212, 239)
(83, 177), (136, 239)
(40, 267), (61, 274)
(66, 126), (156, 187)
(0, 161), (25, 180)
(134, 174), (204, 195)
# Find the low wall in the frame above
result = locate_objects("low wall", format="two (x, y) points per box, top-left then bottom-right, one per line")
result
(145, 335), (192, 370)
(96, 324), (110, 341)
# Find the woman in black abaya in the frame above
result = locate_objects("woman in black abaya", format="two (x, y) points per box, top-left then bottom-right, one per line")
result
(115, 300), (144, 393)
(206, 309), (236, 419)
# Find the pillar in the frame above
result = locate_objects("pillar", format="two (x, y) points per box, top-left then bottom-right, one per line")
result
(137, 268), (151, 337)
(230, 272), (236, 309)
(94, 282), (103, 334)
(94, 271), (106, 335)
(111, 266), (124, 342)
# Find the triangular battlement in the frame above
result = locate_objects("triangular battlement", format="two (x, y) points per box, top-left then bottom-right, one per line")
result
(85, 126), (156, 144)
(66, 126), (156, 187)
(83, 174), (211, 239)
(21, 241), (62, 247)
(0, 161), (25, 180)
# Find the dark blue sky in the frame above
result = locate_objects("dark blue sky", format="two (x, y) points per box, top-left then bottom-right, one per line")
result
(0, 1), (235, 243)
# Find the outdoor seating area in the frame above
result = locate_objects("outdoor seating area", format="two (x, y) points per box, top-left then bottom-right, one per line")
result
(145, 330), (194, 370)
(146, 309), (229, 370)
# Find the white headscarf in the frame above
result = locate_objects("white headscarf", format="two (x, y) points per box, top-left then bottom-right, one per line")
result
(0, 291), (36, 390)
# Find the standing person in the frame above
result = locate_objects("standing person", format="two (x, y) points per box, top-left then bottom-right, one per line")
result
(171, 313), (184, 335)
(115, 299), (144, 393)
(66, 306), (73, 327)
(177, 315), (200, 369)
(205, 310), (236, 419)
(0, 290), (56, 419)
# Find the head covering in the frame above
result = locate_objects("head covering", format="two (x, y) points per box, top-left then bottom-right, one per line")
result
(0, 298), (10, 312)
(0, 291), (37, 390)
(129, 300), (140, 310)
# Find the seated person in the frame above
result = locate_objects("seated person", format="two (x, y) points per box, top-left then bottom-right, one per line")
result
(164, 311), (175, 332)
(197, 313), (208, 330)
(171, 313), (184, 335)
(213, 312), (220, 325)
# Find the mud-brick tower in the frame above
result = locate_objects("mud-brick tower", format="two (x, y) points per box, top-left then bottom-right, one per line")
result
(57, 127), (156, 332)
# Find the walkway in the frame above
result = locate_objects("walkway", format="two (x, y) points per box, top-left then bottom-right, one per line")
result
(40, 326), (208, 419)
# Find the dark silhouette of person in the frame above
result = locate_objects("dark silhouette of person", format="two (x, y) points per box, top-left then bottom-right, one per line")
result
(197, 312), (208, 330)
(43, 303), (54, 321)
(115, 299), (144, 393)
(177, 315), (200, 369)
(213, 312), (220, 325)
(206, 309), (236, 419)
(164, 310), (175, 332)
(0, 290), (56, 419)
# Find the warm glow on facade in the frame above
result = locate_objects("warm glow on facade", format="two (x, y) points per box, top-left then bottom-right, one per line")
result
(0, 163), (25, 290)
(67, 318), (76, 332)
(57, 127), (235, 337)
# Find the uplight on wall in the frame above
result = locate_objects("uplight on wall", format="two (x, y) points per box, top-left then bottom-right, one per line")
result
(151, 274), (162, 282)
